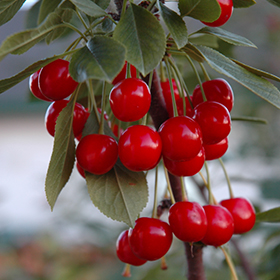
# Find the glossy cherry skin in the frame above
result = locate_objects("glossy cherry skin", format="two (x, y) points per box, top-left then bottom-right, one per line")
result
(112, 61), (137, 85)
(204, 137), (228, 161)
(45, 100), (88, 137)
(193, 101), (231, 145)
(201, 205), (234, 247)
(161, 78), (181, 117)
(116, 230), (147, 266)
(39, 59), (78, 100)
(128, 217), (173, 261)
(158, 116), (203, 162)
(220, 197), (256, 234)
(76, 134), (118, 175)
(109, 78), (151, 122)
(192, 79), (234, 112)
(168, 201), (208, 243)
(29, 69), (52, 101)
(118, 125), (162, 172)
(163, 148), (205, 177)
(202, 0), (233, 27)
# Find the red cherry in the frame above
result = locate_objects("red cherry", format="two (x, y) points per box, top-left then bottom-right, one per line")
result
(201, 205), (234, 247)
(39, 59), (78, 100)
(192, 79), (234, 112)
(112, 61), (137, 85)
(161, 78), (181, 117)
(116, 230), (147, 266)
(163, 148), (205, 177)
(193, 101), (231, 145)
(158, 116), (203, 162)
(168, 201), (208, 243)
(204, 137), (228, 160)
(76, 134), (118, 175)
(128, 217), (173, 261)
(118, 125), (162, 172)
(45, 100), (88, 137)
(176, 96), (194, 118)
(201, 0), (233, 27)
(220, 197), (256, 234)
(76, 161), (85, 178)
(29, 69), (52, 101)
(109, 78), (151, 122)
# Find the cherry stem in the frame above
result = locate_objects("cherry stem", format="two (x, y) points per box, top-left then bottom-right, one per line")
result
(180, 177), (188, 201)
(98, 82), (107, 135)
(87, 80), (101, 123)
(62, 22), (88, 42)
(121, 0), (128, 18)
(152, 165), (159, 219)
(199, 63), (211, 81)
(164, 56), (179, 117)
(75, 8), (92, 36)
(220, 246), (239, 280)
(126, 62), (131, 79)
(163, 165), (176, 204)
(185, 54), (207, 102)
(122, 263), (131, 277)
(218, 158), (234, 199)
(141, 71), (153, 126)
(147, 0), (157, 11)
(161, 256), (168, 270)
(160, 60), (166, 82)
(202, 163), (217, 205)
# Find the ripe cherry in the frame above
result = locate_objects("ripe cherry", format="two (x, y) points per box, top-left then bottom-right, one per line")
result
(45, 100), (88, 137)
(158, 116), (203, 162)
(201, 0), (233, 27)
(118, 125), (162, 172)
(193, 101), (231, 145)
(201, 205), (234, 247)
(192, 79), (234, 112)
(176, 96), (194, 118)
(220, 197), (256, 234)
(109, 78), (151, 122)
(39, 59), (78, 100)
(112, 61), (137, 85)
(116, 230), (147, 266)
(76, 161), (85, 178)
(163, 147), (205, 177)
(76, 134), (118, 175)
(168, 201), (208, 243)
(204, 137), (228, 160)
(128, 217), (173, 261)
(29, 69), (52, 101)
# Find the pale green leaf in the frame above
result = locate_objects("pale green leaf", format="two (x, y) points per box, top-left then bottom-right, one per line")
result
(0, 0), (26, 26)
(158, 1), (188, 49)
(113, 3), (166, 76)
(45, 97), (77, 210)
(188, 34), (219, 48)
(256, 207), (280, 223)
(69, 36), (126, 83)
(194, 44), (280, 109)
(179, 0), (221, 22)
(70, 0), (107, 17)
(38, 0), (62, 24)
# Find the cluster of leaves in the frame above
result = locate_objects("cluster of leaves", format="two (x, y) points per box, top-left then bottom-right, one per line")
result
(1, 0), (280, 229)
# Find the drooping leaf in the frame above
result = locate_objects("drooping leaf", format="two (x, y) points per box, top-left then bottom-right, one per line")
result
(232, 0), (256, 8)
(266, 0), (280, 7)
(70, 0), (107, 18)
(178, 0), (221, 22)
(256, 207), (280, 223)
(86, 163), (148, 227)
(0, 11), (71, 61)
(194, 44), (280, 109)
(192, 27), (257, 48)
(158, 1), (188, 49)
(45, 96), (77, 210)
(0, 51), (79, 94)
(113, 3), (166, 76)
(38, 0), (62, 24)
(69, 36), (126, 83)
(0, 0), (26, 26)
(25, 0), (41, 29)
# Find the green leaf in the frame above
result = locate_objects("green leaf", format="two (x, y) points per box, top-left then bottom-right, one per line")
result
(194, 44), (280, 109)
(38, 0), (62, 24)
(232, 59), (280, 82)
(25, 0), (41, 29)
(92, 0), (110, 10)
(70, 0), (107, 18)
(183, 44), (205, 62)
(86, 163), (148, 227)
(158, 1), (188, 49)
(256, 207), (280, 223)
(45, 96), (77, 210)
(0, 11), (70, 61)
(232, 0), (256, 8)
(69, 36), (126, 83)
(113, 3), (166, 76)
(188, 34), (219, 48)
(0, 0), (26, 26)
(193, 27), (257, 48)
(266, 0), (280, 7)
(178, 0), (221, 22)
